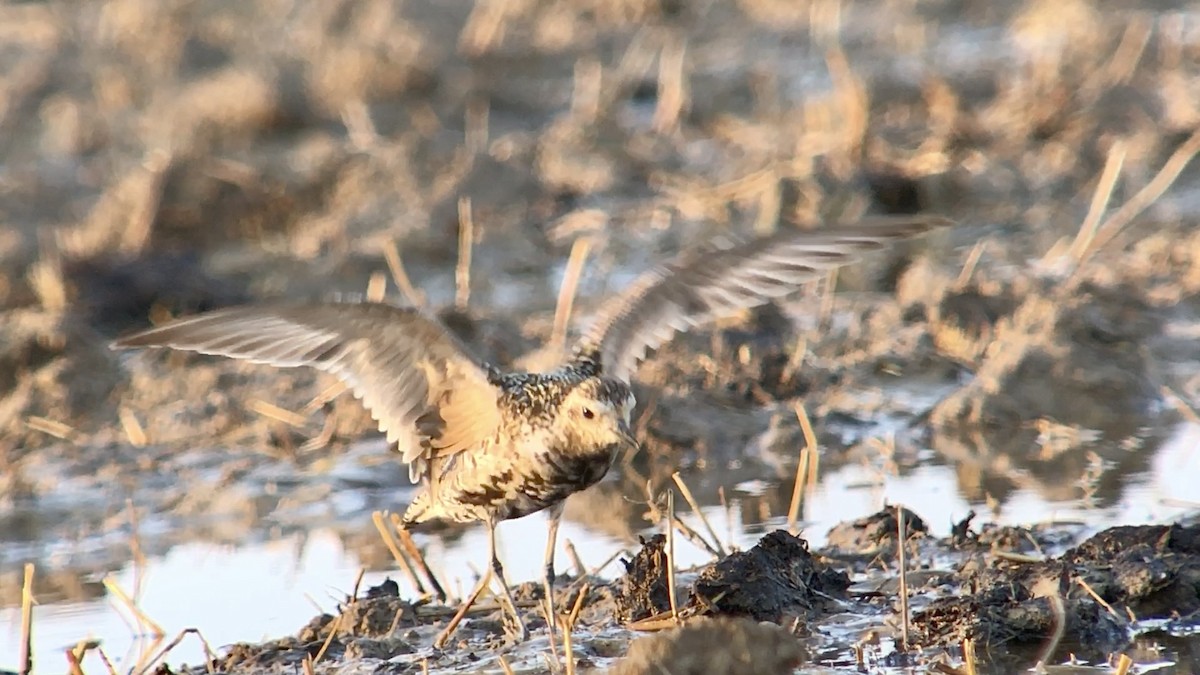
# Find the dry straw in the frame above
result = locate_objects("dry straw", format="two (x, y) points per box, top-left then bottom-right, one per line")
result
(552, 236), (594, 351)
(671, 471), (726, 556)
(19, 563), (33, 675)
(787, 402), (820, 534)
(896, 506), (911, 651)
(455, 197), (474, 310)
(370, 511), (427, 598)
(664, 490), (680, 624)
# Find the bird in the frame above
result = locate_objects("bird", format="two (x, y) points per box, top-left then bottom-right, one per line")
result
(111, 215), (949, 646)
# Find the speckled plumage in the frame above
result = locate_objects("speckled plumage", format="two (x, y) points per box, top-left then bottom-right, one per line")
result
(112, 215), (949, 644)
(403, 364), (634, 526)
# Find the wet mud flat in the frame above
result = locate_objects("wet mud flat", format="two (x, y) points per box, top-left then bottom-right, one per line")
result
(161, 515), (1200, 674)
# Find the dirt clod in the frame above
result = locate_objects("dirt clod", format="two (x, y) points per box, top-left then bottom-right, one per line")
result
(915, 524), (1200, 660)
(614, 534), (673, 623)
(825, 506), (928, 558)
(692, 530), (850, 622)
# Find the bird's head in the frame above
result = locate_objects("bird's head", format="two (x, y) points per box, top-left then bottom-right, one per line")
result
(555, 376), (638, 455)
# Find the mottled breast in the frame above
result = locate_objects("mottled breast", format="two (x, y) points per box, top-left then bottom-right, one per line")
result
(493, 442), (620, 521)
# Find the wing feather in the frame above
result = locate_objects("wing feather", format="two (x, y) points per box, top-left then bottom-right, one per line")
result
(577, 216), (951, 379)
(112, 302), (501, 485)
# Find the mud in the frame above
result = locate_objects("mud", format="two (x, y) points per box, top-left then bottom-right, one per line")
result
(149, 517), (1200, 674)
(4, 0), (1200, 672)
(915, 524), (1200, 665)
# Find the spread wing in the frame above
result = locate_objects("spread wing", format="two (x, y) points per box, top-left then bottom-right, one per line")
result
(576, 216), (951, 380)
(112, 302), (501, 484)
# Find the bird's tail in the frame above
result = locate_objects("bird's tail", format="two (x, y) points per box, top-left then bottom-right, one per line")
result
(399, 492), (432, 528)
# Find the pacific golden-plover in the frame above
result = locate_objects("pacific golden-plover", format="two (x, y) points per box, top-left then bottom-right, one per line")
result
(113, 216), (948, 646)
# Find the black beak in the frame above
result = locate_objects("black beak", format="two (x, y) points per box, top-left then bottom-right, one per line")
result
(617, 419), (639, 450)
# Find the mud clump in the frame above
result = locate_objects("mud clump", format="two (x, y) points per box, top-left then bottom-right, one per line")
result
(692, 530), (850, 622)
(915, 524), (1200, 659)
(303, 579), (420, 641)
(615, 530), (851, 625)
(205, 579), (416, 673)
(1062, 524), (1200, 618)
(605, 617), (804, 675)
(825, 506), (928, 558)
(913, 584), (1126, 661)
(614, 534), (673, 622)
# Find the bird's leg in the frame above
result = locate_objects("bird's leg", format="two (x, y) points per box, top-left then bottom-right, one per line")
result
(543, 502), (564, 638)
(488, 521), (528, 642)
(544, 502), (564, 588)
(433, 519), (527, 649)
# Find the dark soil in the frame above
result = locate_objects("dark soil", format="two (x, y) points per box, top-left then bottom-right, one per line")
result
(158, 518), (1200, 674)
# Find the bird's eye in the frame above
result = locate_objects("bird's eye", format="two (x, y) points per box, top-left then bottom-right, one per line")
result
(582, 407), (595, 419)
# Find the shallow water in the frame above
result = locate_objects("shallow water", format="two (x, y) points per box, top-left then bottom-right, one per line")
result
(4, 422), (1197, 672)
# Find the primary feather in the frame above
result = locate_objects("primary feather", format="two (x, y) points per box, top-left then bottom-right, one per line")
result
(576, 216), (949, 379)
(112, 303), (501, 485)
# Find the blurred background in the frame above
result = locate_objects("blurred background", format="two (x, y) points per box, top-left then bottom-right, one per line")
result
(2, 0), (1200, 671)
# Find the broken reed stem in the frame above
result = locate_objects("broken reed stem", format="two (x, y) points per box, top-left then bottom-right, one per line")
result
(382, 239), (424, 307)
(1076, 577), (1119, 617)
(126, 499), (148, 599)
(665, 490), (681, 624)
(552, 236), (593, 351)
(539, 592), (561, 667)
(498, 655), (516, 675)
(896, 506), (911, 651)
(673, 517), (720, 559)
(1034, 594), (1067, 669)
(130, 635), (164, 675)
(1075, 126), (1200, 272)
(955, 240), (986, 288)
(1113, 653), (1134, 675)
(350, 567), (366, 600)
(247, 399), (308, 428)
(104, 576), (165, 637)
(787, 402), (820, 534)
(119, 406), (148, 447)
(313, 612), (343, 665)
(390, 514), (449, 602)
(19, 563), (33, 675)
(138, 628), (219, 675)
(570, 546), (629, 593)
(455, 197), (474, 311)
(302, 380), (349, 415)
(564, 539), (587, 579)
(370, 511), (427, 597)
(65, 643), (87, 675)
(560, 584), (589, 675)
(671, 471), (726, 556)
(1068, 139), (1126, 262)
(96, 647), (118, 675)
(963, 638), (978, 675)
